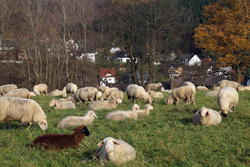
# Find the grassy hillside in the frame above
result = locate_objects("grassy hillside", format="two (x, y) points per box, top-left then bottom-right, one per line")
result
(0, 90), (250, 166)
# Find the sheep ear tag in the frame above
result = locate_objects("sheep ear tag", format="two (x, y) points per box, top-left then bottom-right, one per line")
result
(82, 129), (85, 133)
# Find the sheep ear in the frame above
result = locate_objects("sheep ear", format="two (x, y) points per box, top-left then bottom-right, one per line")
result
(97, 141), (104, 146)
(113, 140), (119, 145)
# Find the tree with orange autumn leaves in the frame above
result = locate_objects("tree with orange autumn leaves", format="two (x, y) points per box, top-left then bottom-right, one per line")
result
(194, 0), (250, 82)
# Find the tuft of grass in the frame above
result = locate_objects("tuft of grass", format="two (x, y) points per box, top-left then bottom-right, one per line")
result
(0, 90), (250, 166)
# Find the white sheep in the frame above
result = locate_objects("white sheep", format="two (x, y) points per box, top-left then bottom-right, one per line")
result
(50, 89), (64, 96)
(148, 91), (164, 98)
(73, 87), (100, 105)
(105, 104), (140, 121)
(0, 97), (48, 130)
(57, 111), (98, 128)
(0, 84), (17, 96)
(182, 81), (196, 104)
(146, 82), (162, 92)
(215, 80), (239, 91)
(192, 106), (222, 126)
(126, 84), (153, 104)
(33, 83), (48, 96)
(95, 137), (136, 165)
(205, 91), (218, 97)
(217, 86), (239, 117)
(100, 87), (119, 100)
(49, 98), (76, 110)
(106, 91), (124, 100)
(136, 104), (154, 118)
(88, 98), (122, 111)
(29, 91), (37, 97)
(4, 88), (30, 99)
(167, 86), (194, 106)
(197, 86), (209, 90)
(62, 83), (78, 97)
(98, 86), (110, 92)
(238, 85), (250, 91)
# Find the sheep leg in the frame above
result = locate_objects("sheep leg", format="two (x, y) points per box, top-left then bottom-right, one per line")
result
(233, 106), (236, 113)
(175, 97), (180, 106)
(186, 96), (191, 104)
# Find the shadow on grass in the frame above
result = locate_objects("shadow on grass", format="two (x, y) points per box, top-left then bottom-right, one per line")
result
(180, 117), (192, 125)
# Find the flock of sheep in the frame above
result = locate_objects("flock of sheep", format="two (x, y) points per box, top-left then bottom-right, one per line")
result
(0, 79), (243, 165)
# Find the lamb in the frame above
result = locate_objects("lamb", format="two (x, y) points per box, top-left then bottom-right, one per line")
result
(100, 87), (119, 100)
(95, 137), (136, 165)
(197, 86), (209, 90)
(106, 91), (124, 100)
(88, 98), (122, 111)
(62, 83), (78, 97)
(182, 81), (196, 104)
(148, 91), (164, 98)
(49, 98), (76, 110)
(217, 86), (239, 117)
(0, 97), (48, 131)
(50, 89), (64, 96)
(206, 91), (218, 96)
(167, 86), (194, 106)
(98, 86), (109, 92)
(126, 84), (153, 104)
(146, 82), (162, 92)
(4, 88), (30, 99)
(136, 104), (154, 118)
(0, 84), (17, 96)
(31, 125), (90, 149)
(192, 106), (222, 126)
(57, 111), (98, 128)
(105, 104), (140, 121)
(73, 87), (100, 105)
(33, 83), (48, 96)
(215, 80), (239, 91)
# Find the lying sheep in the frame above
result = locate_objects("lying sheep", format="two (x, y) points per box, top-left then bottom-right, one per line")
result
(217, 86), (239, 117)
(106, 91), (124, 100)
(4, 88), (30, 99)
(192, 106), (222, 126)
(136, 104), (154, 118)
(0, 97), (48, 131)
(50, 89), (64, 96)
(238, 85), (250, 91)
(126, 84), (153, 104)
(197, 86), (209, 90)
(101, 87), (119, 100)
(62, 83), (78, 97)
(57, 111), (98, 128)
(148, 91), (164, 98)
(182, 81), (196, 104)
(88, 98), (122, 111)
(73, 87), (100, 105)
(146, 82), (162, 92)
(33, 83), (48, 96)
(98, 86), (109, 92)
(0, 84), (17, 96)
(167, 86), (194, 106)
(49, 98), (76, 110)
(95, 137), (136, 165)
(105, 104), (140, 121)
(215, 80), (239, 91)
(206, 91), (218, 97)
(31, 125), (90, 149)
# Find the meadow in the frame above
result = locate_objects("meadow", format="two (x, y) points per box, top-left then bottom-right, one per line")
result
(0, 90), (250, 167)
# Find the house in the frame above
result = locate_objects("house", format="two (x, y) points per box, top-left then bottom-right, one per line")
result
(188, 54), (201, 66)
(65, 39), (79, 51)
(168, 66), (183, 79)
(100, 68), (116, 86)
(79, 52), (97, 62)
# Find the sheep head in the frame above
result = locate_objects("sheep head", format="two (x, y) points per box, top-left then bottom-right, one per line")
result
(131, 104), (140, 111)
(38, 120), (48, 131)
(145, 104), (154, 110)
(49, 99), (56, 107)
(97, 137), (119, 153)
(167, 96), (174, 104)
(198, 106), (209, 118)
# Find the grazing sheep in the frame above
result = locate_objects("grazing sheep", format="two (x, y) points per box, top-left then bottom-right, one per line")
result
(238, 85), (250, 91)
(182, 81), (196, 104)
(62, 83), (78, 97)
(217, 86), (239, 117)
(29, 91), (37, 97)
(33, 83), (48, 96)
(197, 86), (209, 90)
(136, 104), (154, 118)
(206, 91), (218, 97)
(57, 111), (98, 128)
(148, 91), (164, 98)
(106, 91), (124, 100)
(0, 97), (48, 131)
(126, 84), (153, 104)
(73, 87), (100, 105)
(105, 104), (140, 121)
(0, 84), (17, 96)
(100, 87), (119, 100)
(49, 98), (76, 110)
(31, 125), (90, 149)
(98, 86), (110, 92)
(146, 82), (162, 92)
(4, 88), (30, 99)
(167, 86), (194, 106)
(95, 137), (136, 165)
(192, 106), (222, 126)
(215, 80), (239, 91)
(50, 89), (64, 96)
(88, 98), (122, 111)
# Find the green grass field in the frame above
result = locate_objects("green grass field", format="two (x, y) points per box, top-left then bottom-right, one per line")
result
(0, 90), (250, 167)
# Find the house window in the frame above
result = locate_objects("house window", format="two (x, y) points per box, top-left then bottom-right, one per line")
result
(106, 74), (111, 76)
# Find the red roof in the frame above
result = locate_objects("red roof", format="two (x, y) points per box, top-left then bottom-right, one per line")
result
(100, 68), (116, 77)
